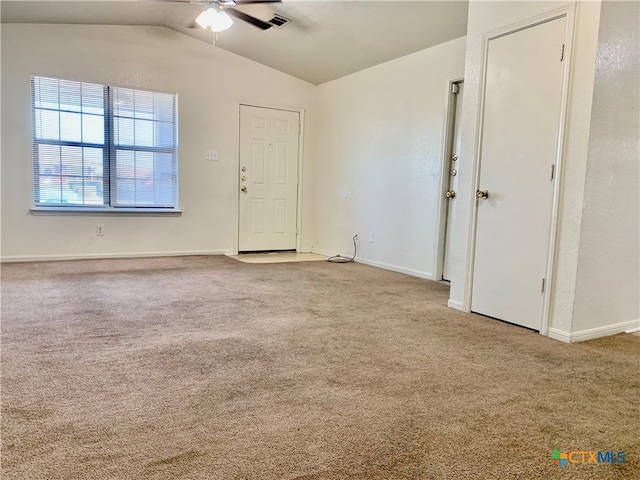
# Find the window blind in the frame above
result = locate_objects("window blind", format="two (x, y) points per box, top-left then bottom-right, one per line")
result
(31, 75), (178, 209)
(32, 76), (107, 206)
(112, 87), (177, 207)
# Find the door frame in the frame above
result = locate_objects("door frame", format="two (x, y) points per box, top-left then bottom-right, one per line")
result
(232, 102), (306, 255)
(434, 76), (464, 282)
(463, 5), (576, 336)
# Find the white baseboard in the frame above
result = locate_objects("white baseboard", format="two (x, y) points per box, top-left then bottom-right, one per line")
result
(625, 323), (640, 334)
(447, 299), (465, 311)
(311, 249), (433, 280)
(548, 319), (640, 343)
(1, 250), (232, 263)
(310, 248), (336, 258)
(547, 328), (572, 343)
(356, 257), (433, 280)
(571, 319), (640, 342)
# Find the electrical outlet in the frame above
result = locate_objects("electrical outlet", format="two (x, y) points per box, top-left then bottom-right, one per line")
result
(96, 224), (104, 236)
(205, 150), (218, 161)
(368, 232), (374, 243)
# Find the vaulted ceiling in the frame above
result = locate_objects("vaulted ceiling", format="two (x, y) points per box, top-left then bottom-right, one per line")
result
(1, 1), (469, 85)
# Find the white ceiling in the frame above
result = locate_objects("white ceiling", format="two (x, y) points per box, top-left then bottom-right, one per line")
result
(0, 0), (469, 85)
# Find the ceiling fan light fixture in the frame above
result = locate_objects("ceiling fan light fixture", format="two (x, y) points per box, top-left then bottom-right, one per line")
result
(195, 7), (215, 29)
(211, 10), (233, 32)
(195, 8), (233, 33)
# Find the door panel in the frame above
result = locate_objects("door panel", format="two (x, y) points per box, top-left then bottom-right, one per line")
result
(252, 139), (266, 183)
(250, 199), (264, 234)
(239, 105), (299, 251)
(471, 17), (566, 330)
(275, 142), (288, 184)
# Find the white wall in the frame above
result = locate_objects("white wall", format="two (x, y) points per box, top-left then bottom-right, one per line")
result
(447, 1), (603, 336)
(1, 24), (316, 261)
(572, 0), (640, 335)
(311, 37), (466, 278)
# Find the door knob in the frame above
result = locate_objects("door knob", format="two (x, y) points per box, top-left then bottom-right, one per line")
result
(241, 186), (247, 193)
(241, 176), (246, 181)
(445, 191), (456, 198)
(476, 189), (489, 199)
(241, 166), (247, 172)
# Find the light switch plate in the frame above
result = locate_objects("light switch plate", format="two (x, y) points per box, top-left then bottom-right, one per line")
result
(205, 150), (218, 161)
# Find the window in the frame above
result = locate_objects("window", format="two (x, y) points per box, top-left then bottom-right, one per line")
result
(31, 75), (178, 210)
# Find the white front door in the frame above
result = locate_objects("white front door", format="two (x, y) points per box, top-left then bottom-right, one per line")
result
(443, 81), (464, 282)
(238, 105), (299, 252)
(471, 16), (567, 330)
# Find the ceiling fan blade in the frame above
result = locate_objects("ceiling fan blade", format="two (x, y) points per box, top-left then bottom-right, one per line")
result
(226, 8), (273, 30)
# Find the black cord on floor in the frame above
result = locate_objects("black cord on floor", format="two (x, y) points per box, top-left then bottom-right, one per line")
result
(327, 234), (358, 263)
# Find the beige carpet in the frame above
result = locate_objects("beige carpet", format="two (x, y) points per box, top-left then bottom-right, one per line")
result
(1, 255), (638, 479)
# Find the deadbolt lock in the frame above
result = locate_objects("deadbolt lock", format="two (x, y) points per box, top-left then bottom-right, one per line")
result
(241, 176), (246, 181)
(241, 186), (247, 193)
(241, 166), (247, 172)
(450, 169), (457, 176)
(476, 189), (489, 199)
(445, 191), (456, 198)
(452, 154), (458, 161)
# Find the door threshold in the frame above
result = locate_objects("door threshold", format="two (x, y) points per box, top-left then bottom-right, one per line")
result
(238, 249), (296, 255)
(229, 252), (328, 264)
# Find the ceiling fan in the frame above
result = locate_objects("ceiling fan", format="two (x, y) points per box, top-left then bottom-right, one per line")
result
(174, 0), (283, 33)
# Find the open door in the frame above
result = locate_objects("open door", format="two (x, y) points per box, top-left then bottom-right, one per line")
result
(442, 81), (464, 282)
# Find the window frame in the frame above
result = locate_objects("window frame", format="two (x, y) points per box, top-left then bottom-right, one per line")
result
(30, 75), (180, 215)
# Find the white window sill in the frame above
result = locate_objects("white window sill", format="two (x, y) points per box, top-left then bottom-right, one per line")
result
(30, 207), (182, 216)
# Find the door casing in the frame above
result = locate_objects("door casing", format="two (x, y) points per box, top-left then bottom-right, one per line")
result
(462, 5), (576, 336)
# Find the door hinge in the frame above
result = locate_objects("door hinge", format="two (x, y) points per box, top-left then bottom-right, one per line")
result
(541, 278), (546, 293)
(560, 44), (565, 62)
(550, 163), (555, 180)
(451, 83), (459, 94)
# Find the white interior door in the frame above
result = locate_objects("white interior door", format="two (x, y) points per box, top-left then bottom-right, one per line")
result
(239, 105), (299, 252)
(471, 16), (567, 330)
(443, 81), (464, 281)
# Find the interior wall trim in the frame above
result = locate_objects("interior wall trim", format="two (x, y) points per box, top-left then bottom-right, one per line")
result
(310, 249), (434, 280)
(1, 250), (232, 263)
(447, 299), (465, 311)
(549, 319), (640, 343)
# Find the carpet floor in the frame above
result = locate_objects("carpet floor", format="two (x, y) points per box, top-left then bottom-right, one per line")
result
(1, 255), (638, 479)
